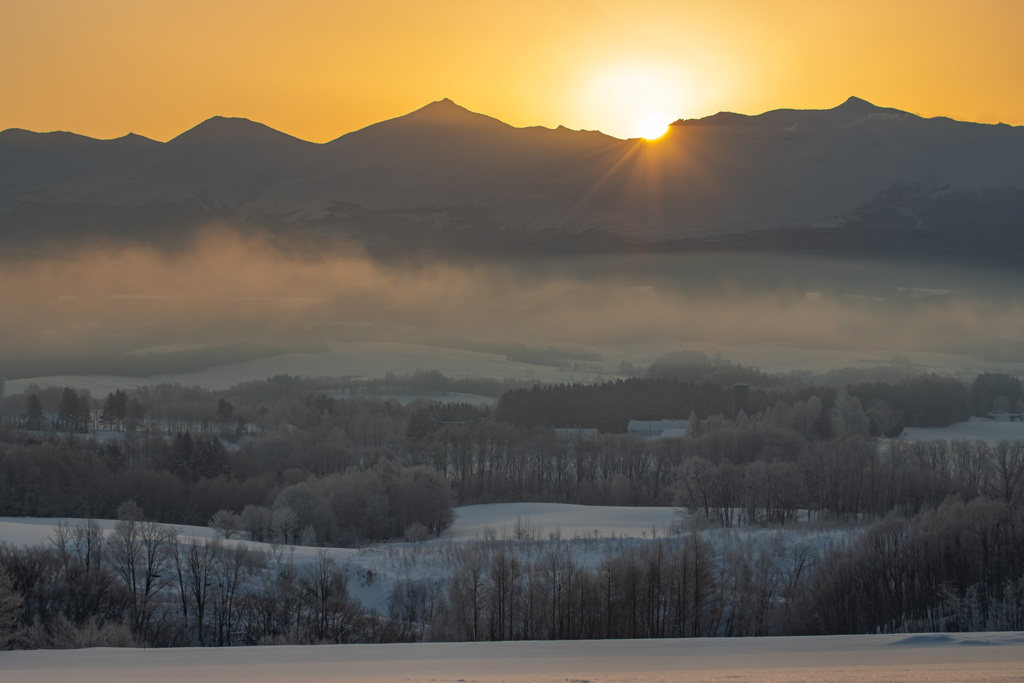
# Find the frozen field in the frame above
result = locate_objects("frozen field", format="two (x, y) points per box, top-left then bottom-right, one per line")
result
(3, 632), (1024, 682)
(0, 504), (688, 615)
(8, 339), (1024, 397)
(447, 502), (680, 540)
(3, 341), (587, 396)
(0, 503), (679, 548)
(902, 420), (1024, 445)
(0, 503), (846, 617)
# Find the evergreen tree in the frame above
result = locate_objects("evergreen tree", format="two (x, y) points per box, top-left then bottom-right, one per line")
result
(25, 393), (43, 429)
(58, 387), (79, 432)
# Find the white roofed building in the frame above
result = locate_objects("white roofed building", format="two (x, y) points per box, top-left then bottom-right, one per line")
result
(627, 419), (690, 438)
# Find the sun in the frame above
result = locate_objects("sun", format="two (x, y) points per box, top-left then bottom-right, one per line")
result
(578, 63), (689, 139)
(637, 113), (670, 140)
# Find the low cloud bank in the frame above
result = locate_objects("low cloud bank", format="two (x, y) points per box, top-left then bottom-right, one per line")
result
(1, 227), (1021, 363)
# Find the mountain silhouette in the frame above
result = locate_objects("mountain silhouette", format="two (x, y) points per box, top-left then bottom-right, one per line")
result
(2, 98), (1023, 263)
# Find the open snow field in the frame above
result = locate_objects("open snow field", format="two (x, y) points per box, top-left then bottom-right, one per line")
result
(447, 502), (680, 541)
(8, 339), (1024, 397)
(3, 341), (589, 396)
(901, 420), (1024, 445)
(0, 504), (688, 615)
(1, 503), (848, 619)
(0, 503), (679, 548)
(3, 633), (1024, 682)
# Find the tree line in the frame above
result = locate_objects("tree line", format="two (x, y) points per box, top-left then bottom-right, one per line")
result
(496, 373), (976, 434)
(0, 370), (1021, 541)
(5, 494), (1023, 648)
(0, 509), (377, 648)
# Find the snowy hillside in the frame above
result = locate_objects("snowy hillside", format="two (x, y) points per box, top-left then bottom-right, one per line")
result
(3, 632), (1024, 682)
(0, 504), (846, 618)
(902, 420), (1024, 445)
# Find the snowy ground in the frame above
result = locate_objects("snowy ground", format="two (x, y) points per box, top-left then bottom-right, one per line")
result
(446, 502), (680, 541)
(326, 390), (496, 406)
(0, 503), (680, 551)
(8, 339), (1024, 397)
(0, 504), (849, 617)
(3, 633), (1024, 682)
(0, 504), (687, 615)
(901, 421), (1024, 445)
(3, 341), (592, 396)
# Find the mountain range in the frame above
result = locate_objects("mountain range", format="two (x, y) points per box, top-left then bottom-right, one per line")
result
(3, 97), (1024, 263)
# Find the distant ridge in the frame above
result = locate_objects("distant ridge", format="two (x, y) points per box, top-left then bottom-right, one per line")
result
(672, 96), (908, 127)
(2, 97), (1024, 265)
(7, 96), (1008, 146)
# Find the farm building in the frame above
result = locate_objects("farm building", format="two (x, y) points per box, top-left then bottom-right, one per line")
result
(626, 419), (689, 438)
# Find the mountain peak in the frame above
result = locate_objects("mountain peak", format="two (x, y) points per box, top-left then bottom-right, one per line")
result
(330, 99), (510, 144)
(408, 98), (482, 120)
(835, 96), (880, 113)
(169, 116), (311, 148)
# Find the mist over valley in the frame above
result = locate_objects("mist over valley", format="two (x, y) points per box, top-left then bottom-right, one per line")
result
(3, 97), (1024, 381)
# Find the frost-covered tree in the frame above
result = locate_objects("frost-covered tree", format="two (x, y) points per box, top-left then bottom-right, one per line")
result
(208, 510), (243, 539)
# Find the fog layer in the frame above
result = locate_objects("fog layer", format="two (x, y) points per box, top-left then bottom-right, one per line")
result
(2, 228), (1022, 365)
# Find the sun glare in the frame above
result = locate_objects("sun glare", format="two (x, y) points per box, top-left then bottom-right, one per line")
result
(579, 63), (690, 140)
(637, 114), (670, 140)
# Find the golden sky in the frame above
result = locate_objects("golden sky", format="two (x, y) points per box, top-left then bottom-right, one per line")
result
(4, 0), (1024, 141)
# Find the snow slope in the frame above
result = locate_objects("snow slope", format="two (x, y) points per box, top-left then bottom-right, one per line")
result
(3, 633), (1024, 682)
(9, 339), (1024, 398)
(3, 341), (586, 396)
(901, 421), (1024, 445)
(0, 503), (676, 549)
(0, 504), (848, 616)
(446, 502), (680, 541)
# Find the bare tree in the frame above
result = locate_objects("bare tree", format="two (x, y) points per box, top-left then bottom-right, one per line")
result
(108, 501), (176, 636)
(992, 440), (1024, 503)
(0, 567), (22, 647)
(298, 549), (362, 643)
(210, 542), (263, 646)
(172, 536), (218, 645)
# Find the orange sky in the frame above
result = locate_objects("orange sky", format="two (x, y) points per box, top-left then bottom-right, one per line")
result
(4, 0), (1024, 141)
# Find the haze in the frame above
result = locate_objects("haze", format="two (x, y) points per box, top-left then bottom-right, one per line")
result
(1, 228), (1021, 374)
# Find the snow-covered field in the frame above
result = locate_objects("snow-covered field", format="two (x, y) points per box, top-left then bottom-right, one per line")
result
(0, 504), (689, 615)
(327, 390), (496, 406)
(901, 420), (1024, 445)
(2, 503), (850, 621)
(0, 503), (679, 549)
(8, 338), (1024, 397)
(3, 633), (1024, 682)
(3, 341), (590, 396)
(446, 502), (680, 541)
(1, 506), (1021, 681)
